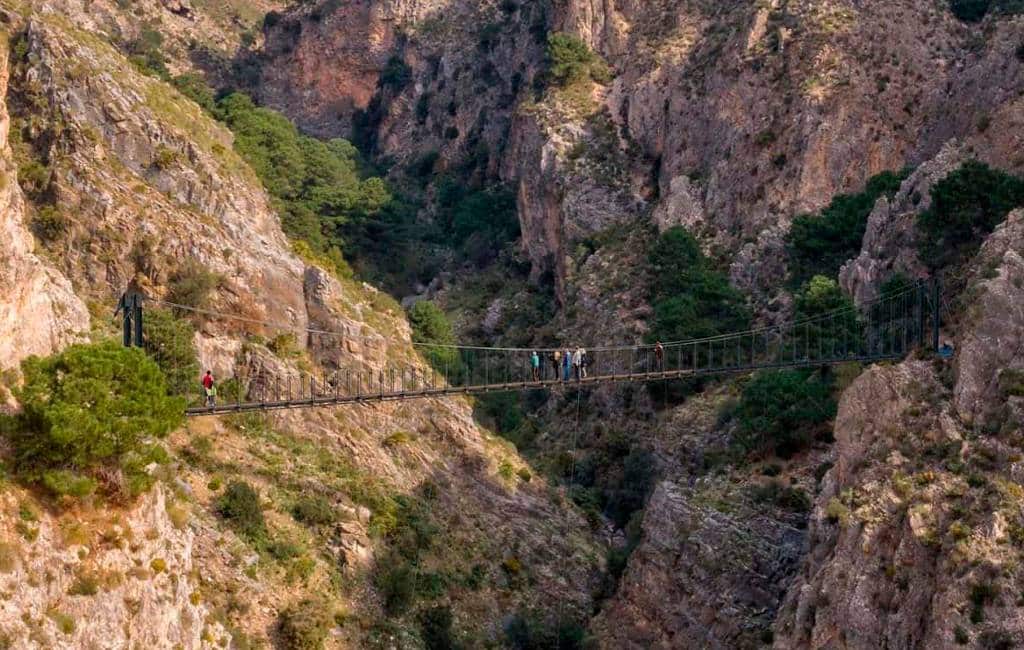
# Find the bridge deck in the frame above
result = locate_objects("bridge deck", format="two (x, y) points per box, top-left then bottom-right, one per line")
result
(186, 353), (903, 416)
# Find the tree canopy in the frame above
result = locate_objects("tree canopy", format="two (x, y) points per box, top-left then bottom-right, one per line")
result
(8, 341), (184, 497)
(786, 170), (907, 287)
(916, 160), (1024, 270)
(647, 227), (750, 343)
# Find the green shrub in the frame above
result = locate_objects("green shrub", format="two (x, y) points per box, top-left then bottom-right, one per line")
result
(955, 625), (970, 644)
(279, 599), (333, 650)
(449, 186), (520, 265)
(504, 613), (588, 650)
(916, 161), (1024, 270)
(216, 92), (391, 267)
(786, 170), (907, 286)
(604, 449), (656, 529)
(32, 205), (68, 242)
(143, 308), (199, 396)
(216, 481), (266, 544)
(950, 0), (992, 22)
(168, 261), (223, 311)
(969, 580), (999, 624)
(546, 32), (611, 87)
(127, 27), (170, 80)
(380, 56), (412, 90)
(408, 301), (461, 374)
(267, 539), (304, 561)
(291, 495), (337, 526)
(42, 470), (97, 498)
(948, 0), (1024, 21)
(734, 370), (836, 458)
(648, 227), (750, 343)
(8, 342), (183, 494)
(979, 629), (1015, 650)
(68, 573), (100, 597)
(48, 610), (75, 635)
(374, 557), (417, 615)
(419, 606), (457, 650)
(386, 495), (436, 560)
(171, 73), (216, 114)
(791, 276), (862, 356)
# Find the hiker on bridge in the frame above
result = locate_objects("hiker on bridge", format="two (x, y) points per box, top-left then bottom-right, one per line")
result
(201, 371), (216, 407)
(551, 350), (562, 379)
(531, 350), (540, 381)
(562, 348), (572, 381)
(655, 341), (665, 370)
(574, 347), (587, 380)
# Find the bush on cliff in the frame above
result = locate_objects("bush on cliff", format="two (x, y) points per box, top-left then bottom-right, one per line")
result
(546, 32), (611, 87)
(7, 341), (184, 498)
(215, 92), (391, 267)
(142, 308), (200, 397)
(407, 301), (462, 375)
(949, 0), (1024, 22)
(648, 226), (750, 343)
(786, 169), (907, 287)
(734, 369), (836, 458)
(916, 160), (1024, 271)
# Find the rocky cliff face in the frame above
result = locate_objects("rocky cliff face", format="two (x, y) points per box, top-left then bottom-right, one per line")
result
(774, 213), (1024, 649)
(261, 0), (1024, 307)
(250, 1), (1024, 647)
(0, 27), (88, 372)
(0, 484), (222, 648)
(0, 3), (604, 647)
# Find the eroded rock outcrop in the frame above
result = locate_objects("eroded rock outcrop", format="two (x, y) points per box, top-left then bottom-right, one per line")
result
(0, 484), (221, 648)
(0, 32), (88, 370)
(954, 209), (1024, 429)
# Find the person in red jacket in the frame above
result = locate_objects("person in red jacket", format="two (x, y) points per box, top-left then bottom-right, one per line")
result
(201, 370), (216, 407)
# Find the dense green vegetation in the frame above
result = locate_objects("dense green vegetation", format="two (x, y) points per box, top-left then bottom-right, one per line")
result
(791, 275), (862, 356)
(216, 480), (268, 544)
(407, 301), (461, 374)
(949, 0), (1024, 22)
(216, 92), (391, 275)
(5, 342), (183, 498)
(916, 161), (1024, 270)
(446, 185), (520, 266)
(647, 226), (750, 343)
(419, 606), (458, 650)
(505, 612), (588, 650)
(171, 73), (217, 114)
(372, 494), (441, 617)
(278, 598), (333, 650)
(142, 308), (200, 397)
(545, 32), (611, 87)
(734, 369), (836, 458)
(168, 260), (223, 311)
(567, 425), (657, 529)
(786, 170), (907, 287)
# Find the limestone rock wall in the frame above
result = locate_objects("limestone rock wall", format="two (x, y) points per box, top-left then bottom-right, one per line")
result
(0, 27), (88, 371)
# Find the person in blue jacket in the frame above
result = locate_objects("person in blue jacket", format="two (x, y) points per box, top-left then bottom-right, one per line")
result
(562, 348), (572, 381)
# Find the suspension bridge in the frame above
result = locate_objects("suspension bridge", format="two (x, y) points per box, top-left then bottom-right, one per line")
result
(117, 280), (942, 417)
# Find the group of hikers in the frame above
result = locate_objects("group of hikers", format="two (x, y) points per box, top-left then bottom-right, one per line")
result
(198, 341), (670, 406)
(528, 348), (591, 382)
(526, 341), (666, 383)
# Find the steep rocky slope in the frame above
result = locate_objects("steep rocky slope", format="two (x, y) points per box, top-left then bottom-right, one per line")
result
(0, 29), (87, 373)
(260, 0), (1024, 310)
(774, 210), (1024, 647)
(0, 3), (603, 647)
